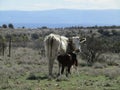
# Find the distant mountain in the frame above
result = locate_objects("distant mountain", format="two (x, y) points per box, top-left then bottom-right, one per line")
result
(0, 9), (120, 28)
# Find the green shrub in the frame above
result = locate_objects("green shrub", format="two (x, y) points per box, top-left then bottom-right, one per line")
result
(81, 35), (107, 64)
(8, 23), (14, 29)
(2, 24), (7, 28)
(31, 33), (39, 40)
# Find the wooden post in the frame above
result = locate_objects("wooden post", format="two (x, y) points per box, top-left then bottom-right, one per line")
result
(8, 36), (11, 57)
(2, 42), (4, 56)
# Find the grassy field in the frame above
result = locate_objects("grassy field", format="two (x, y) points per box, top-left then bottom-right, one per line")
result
(0, 47), (120, 90)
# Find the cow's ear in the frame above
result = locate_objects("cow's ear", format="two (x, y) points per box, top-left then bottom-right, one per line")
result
(80, 38), (86, 43)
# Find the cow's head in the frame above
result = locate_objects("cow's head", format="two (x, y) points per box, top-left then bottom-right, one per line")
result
(72, 36), (86, 53)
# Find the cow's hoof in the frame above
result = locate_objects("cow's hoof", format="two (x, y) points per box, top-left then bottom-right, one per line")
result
(48, 75), (53, 80)
(57, 73), (60, 77)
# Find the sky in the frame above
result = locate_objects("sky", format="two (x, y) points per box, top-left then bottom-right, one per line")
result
(0, 0), (120, 11)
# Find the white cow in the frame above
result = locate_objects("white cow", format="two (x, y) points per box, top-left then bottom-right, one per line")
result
(44, 33), (86, 77)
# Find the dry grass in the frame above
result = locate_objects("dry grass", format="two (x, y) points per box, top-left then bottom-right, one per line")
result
(0, 47), (120, 90)
(100, 53), (120, 66)
(0, 27), (120, 89)
(93, 62), (107, 69)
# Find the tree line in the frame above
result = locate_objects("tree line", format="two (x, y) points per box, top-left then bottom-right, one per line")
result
(0, 23), (14, 29)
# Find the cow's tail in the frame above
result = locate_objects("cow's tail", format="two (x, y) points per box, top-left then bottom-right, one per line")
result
(48, 36), (54, 58)
(47, 36), (54, 76)
(51, 36), (54, 57)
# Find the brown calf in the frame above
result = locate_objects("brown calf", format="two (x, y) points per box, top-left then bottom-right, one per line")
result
(57, 52), (78, 76)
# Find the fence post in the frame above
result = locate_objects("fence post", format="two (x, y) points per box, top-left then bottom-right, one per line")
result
(2, 42), (4, 56)
(8, 36), (11, 57)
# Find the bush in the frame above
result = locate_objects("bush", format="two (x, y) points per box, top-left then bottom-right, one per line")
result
(31, 33), (39, 40)
(98, 29), (104, 34)
(111, 30), (120, 36)
(41, 26), (48, 29)
(81, 34), (107, 64)
(98, 29), (111, 36)
(103, 36), (120, 53)
(112, 42), (120, 53)
(2, 24), (7, 28)
(8, 23), (14, 29)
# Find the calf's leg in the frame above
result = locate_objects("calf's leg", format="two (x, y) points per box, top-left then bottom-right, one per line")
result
(61, 65), (65, 74)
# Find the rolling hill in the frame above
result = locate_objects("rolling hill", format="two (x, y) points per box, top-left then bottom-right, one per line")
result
(0, 9), (120, 28)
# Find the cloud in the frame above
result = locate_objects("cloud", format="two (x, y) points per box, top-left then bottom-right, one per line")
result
(30, 0), (120, 10)
(30, 3), (54, 10)
(30, 3), (64, 10)
(0, 0), (120, 10)
(64, 0), (120, 9)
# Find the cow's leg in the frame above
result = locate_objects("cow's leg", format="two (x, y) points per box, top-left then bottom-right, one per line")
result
(66, 68), (68, 77)
(66, 66), (71, 77)
(68, 66), (71, 74)
(48, 58), (52, 76)
(57, 62), (61, 76)
(61, 65), (65, 74)
(48, 57), (55, 77)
